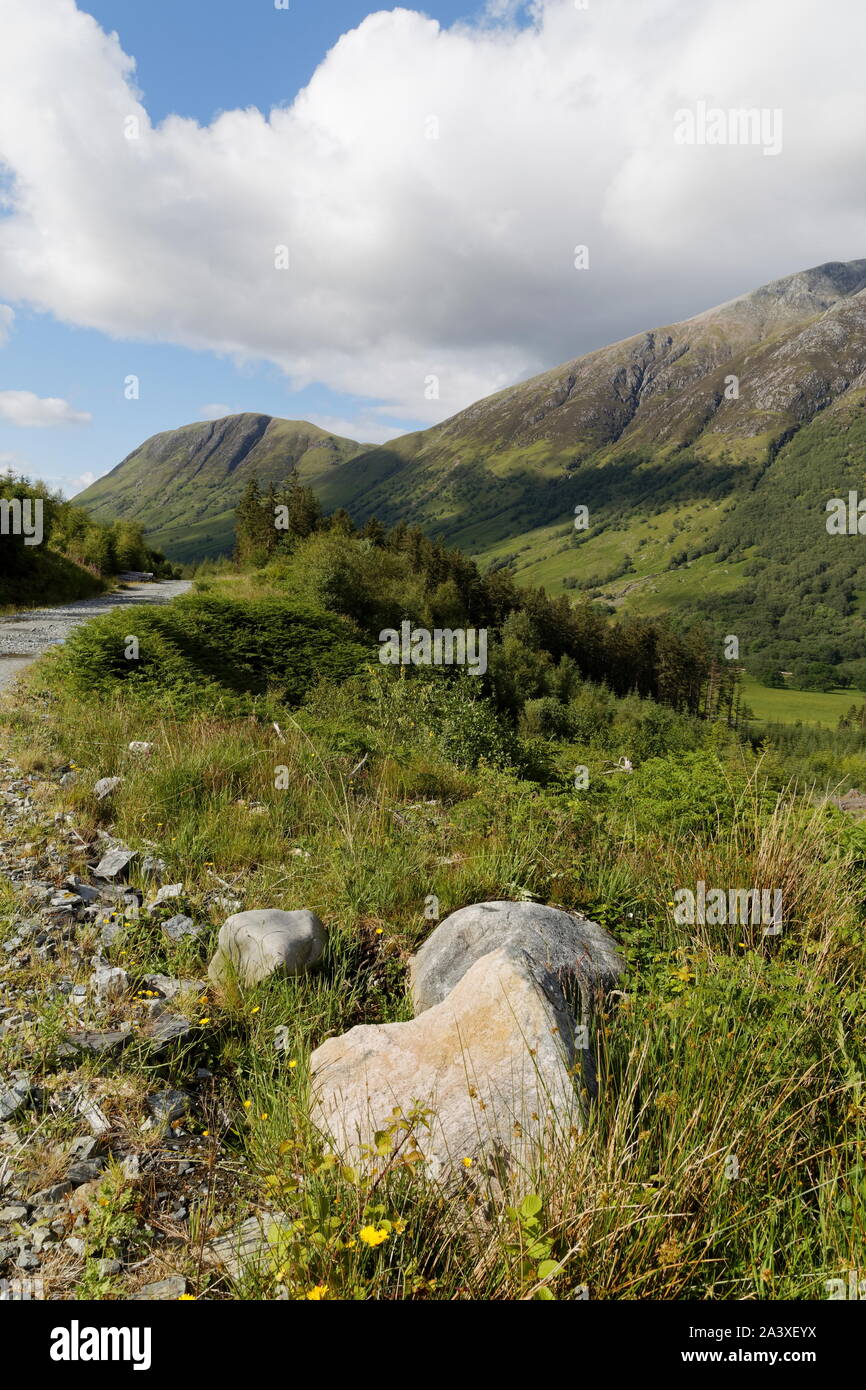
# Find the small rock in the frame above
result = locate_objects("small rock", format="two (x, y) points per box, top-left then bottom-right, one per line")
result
(0, 1080), (30, 1123)
(141, 855), (166, 881)
(208, 908), (326, 988)
(30, 1181), (73, 1204)
(161, 914), (201, 942)
(65, 1029), (131, 1058)
(93, 847), (137, 880)
(146, 1090), (191, 1126)
(131, 1275), (187, 1300)
(89, 964), (129, 1004)
(128, 742), (154, 755)
(69, 879), (101, 904)
(74, 1092), (112, 1136)
(97, 1257), (122, 1276)
(142, 1012), (195, 1052)
(0, 1204), (29, 1223)
(49, 890), (84, 910)
(94, 777), (122, 802)
(68, 1136), (103, 1162)
(146, 883), (183, 912)
(100, 918), (126, 949)
(140, 973), (205, 1000)
(67, 1159), (105, 1186)
(204, 1214), (289, 1281)
(65, 1236), (86, 1257)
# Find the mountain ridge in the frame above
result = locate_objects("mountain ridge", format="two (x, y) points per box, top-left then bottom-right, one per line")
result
(75, 259), (866, 673)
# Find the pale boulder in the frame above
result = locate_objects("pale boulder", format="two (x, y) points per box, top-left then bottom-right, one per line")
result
(310, 948), (580, 1183)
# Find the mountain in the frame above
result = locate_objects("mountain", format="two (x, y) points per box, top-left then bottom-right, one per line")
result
(317, 258), (866, 675)
(77, 259), (866, 673)
(75, 415), (365, 562)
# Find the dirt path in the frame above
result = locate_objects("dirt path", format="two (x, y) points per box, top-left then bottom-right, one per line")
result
(0, 580), (192, 689)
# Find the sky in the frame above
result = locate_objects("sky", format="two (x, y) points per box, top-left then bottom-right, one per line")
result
(0, 0), (864, 497)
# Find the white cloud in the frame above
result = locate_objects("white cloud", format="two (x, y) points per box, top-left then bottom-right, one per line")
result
(199, 403), (235, 421)
(0, 0), (863, 426)
(0, 389), (91, 427)
(67, 469), (95, 494)
(0, 305), (14, 346)
(307, 412), (419, 446)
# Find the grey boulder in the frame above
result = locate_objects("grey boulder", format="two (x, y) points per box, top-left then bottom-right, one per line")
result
(208, 908), (325, 987)
(410, 900), (622, 1016)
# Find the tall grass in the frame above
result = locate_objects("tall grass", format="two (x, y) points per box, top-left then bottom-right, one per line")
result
(0, 641), (863, 1300)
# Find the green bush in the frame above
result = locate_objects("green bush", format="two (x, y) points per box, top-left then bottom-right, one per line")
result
(51, 594), (371, 712)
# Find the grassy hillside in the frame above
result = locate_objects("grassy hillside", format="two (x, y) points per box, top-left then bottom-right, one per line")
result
(1, 532), (863, 1301)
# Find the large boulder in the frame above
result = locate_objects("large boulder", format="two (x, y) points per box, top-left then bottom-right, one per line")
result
(310, 948), (581, 1183)
(208, 908), (326, 987)
(409, 900), (622, 1016)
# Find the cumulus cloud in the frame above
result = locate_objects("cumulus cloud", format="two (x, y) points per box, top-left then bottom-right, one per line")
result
(199, 403), (235, 421)
(0, 0), (864, 427)
(0, 390), (92, 427)
(0, 305), (14, 346)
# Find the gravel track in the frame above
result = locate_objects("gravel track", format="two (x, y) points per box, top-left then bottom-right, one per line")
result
(0, 580), (191, 688)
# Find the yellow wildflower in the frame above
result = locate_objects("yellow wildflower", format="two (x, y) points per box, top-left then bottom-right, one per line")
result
(306, 1285), (328, 1300)
(359, 1225), (389, 1247)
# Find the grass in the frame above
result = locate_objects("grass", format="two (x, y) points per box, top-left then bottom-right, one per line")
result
(741, 676), (866, 727)
(0, 581), (863, 1300)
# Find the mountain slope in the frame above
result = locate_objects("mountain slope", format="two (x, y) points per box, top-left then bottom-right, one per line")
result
(319, 259), (866, 548)
(76, 415), (365, 562)
(77, 260), (866, 672)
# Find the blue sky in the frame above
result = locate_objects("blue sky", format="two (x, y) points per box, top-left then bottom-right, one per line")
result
(0, 0), (862, 498)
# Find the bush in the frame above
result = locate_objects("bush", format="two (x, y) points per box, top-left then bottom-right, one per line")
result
(51, 594), (370, 712)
